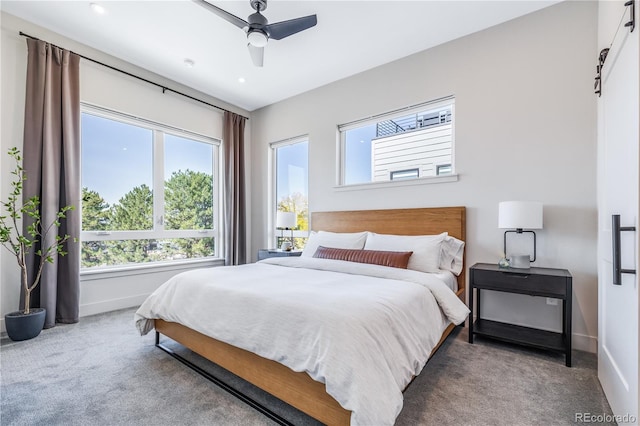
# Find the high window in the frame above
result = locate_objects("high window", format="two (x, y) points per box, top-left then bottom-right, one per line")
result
(272, 137), (309, 249)
(81, 106), (220, 269)
(339, 97), (455, 186)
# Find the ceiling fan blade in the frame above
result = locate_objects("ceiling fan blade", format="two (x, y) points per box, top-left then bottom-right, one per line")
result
(248, 44), (264, 67)
(193, 0), (249, 30)
(265, 14), (317, 40)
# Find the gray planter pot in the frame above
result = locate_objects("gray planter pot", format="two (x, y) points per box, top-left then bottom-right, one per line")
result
(5, 308), (46, 341)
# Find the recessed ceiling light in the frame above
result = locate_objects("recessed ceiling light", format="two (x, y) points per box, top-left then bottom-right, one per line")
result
(90, 3), (106, 14)
(183, 58), (195, 68)
(238, 77), (246, 83)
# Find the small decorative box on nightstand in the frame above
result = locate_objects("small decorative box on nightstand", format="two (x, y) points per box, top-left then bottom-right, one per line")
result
(468, 262), (573, 367)
(257, 249), (302, 261)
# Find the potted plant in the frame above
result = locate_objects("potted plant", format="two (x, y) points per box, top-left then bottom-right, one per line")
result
(0, 147), (74, 341)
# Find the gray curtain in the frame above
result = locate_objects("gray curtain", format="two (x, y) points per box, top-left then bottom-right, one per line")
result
(22, 39), (81, 328)
(223, 111), (247, 265)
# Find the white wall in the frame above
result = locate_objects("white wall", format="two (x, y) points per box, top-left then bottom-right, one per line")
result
(250, 1), (598, 351)
(2, 3), (599, 351)
(0, 12), (251, 331)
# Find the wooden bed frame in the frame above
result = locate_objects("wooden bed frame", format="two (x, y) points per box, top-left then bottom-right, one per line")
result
(155, 206), (466, 425)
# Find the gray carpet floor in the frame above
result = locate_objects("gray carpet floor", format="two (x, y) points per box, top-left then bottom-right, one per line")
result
(1, 307), (613, 426)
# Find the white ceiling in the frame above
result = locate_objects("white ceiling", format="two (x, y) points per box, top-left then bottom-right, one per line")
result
(1, 1), (559, 111)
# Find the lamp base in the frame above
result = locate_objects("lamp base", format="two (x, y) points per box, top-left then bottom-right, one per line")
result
(509, 255), (531, 269)
(280, 241), (292, 251)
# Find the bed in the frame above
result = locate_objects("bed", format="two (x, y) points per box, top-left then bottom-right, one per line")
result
(135, 206), (468, 425)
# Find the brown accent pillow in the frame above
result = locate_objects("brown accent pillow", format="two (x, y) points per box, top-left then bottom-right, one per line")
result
(313, 246), (413, 269)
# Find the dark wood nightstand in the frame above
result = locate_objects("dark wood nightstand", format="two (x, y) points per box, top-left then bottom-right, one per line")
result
(257, 249), (302, 261)
(468, 262), (573, 367)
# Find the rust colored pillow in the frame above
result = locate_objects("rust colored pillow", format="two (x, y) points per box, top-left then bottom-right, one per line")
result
(313, 246), (413, 269)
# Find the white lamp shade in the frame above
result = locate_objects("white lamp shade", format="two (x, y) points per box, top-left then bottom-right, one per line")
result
(276, 211), (296, 229)
(498, 201), (543, 229)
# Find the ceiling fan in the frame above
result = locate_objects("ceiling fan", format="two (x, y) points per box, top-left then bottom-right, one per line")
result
(194, 0), (318, 67)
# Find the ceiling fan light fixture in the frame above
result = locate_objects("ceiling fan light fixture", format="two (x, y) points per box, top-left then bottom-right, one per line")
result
(247, 30), (268, 47)
(195, 0), (317, 67)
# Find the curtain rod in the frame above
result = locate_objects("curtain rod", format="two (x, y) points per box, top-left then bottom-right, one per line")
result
(19, 31), (249, 120)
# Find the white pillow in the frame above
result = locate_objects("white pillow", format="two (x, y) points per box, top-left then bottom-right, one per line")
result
(439, 236), (465, 276)
(364, 232), (447, 273)
(301, 231), (368, 257)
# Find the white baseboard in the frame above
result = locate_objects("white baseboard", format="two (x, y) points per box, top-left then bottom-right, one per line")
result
(475, 314), (598, 354)
(0, 293), (151, 334)
(78, 293), (151, 318)
(572, 332), (597, 353)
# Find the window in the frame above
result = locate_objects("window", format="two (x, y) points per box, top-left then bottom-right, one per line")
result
(272, 137), (309, 249)
(339, 97), (455, 186)
(81, 106), (219, 269)
(390, 168), (419, 180)
(436, 164), (452, 176)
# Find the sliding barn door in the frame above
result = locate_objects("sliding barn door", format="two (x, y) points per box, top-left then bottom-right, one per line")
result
(597, 0), (639, 422)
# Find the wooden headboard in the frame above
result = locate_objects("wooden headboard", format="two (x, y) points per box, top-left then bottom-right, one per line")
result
(311, 206), (466, 301)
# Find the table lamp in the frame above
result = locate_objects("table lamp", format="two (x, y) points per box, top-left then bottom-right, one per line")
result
(498, 201), (543, 268)
(276, 211), (296, 250)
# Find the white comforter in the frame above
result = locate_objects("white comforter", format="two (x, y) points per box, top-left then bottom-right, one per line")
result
(135, 257), (469, 426)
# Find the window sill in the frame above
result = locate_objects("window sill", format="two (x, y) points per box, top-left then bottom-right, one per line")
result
(334, 174), (459, 192)
(80, 257), (225, 281)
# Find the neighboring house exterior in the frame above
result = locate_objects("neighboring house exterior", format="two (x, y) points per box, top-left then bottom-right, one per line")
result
(372, 108), (452, 181)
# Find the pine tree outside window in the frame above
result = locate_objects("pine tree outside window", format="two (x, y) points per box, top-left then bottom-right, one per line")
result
(80, 106), (219, 269)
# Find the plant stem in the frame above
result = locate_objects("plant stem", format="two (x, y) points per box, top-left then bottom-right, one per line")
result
(21, 248), (30, 315)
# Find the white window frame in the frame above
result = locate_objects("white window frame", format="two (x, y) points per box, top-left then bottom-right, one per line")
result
(269, 135), (309, 248)
(80, 103), (222, 270)
(337, 96), (457, 189)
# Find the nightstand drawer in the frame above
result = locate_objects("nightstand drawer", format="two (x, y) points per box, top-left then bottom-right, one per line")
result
(472, 269), (567, 298)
